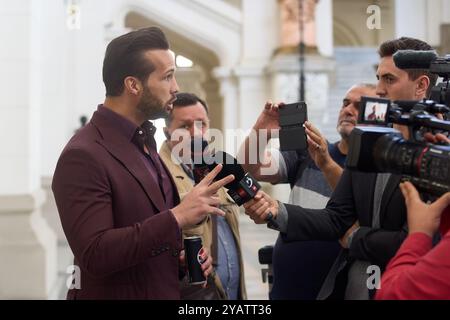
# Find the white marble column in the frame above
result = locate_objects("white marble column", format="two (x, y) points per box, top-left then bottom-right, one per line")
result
(39, 0), (71, 179)
(0, 1), (57, 299)
(396, 0), (450, 47)
(213, 67), (239, 154)
(426, 0), (444, 46)
(234, 66), (268, 131)
(395, 0), (427, 40)
(241, 0), (278, 66)
(443, 0), (450, 23)
(315, 0), (333, 57)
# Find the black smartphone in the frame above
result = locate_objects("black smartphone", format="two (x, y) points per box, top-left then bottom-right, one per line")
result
(278, 102), (308, 151)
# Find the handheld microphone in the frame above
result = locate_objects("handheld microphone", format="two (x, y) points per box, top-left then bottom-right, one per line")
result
(208, 151), (277, 224)
(191, 138), (210, 184)
(393, 50), (437, 70)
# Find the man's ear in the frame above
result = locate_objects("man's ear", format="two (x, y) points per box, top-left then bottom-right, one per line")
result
(415, 75), (430, 99)
(124, 76), (142, 96)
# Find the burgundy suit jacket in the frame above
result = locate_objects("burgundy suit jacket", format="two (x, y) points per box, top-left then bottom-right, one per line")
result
(52, 109), (182, 299)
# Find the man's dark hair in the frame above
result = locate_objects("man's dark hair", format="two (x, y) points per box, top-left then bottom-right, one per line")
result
(378, 37), (438, 96)
(103, 26), (169, 96)
(165, 93), (209, 126)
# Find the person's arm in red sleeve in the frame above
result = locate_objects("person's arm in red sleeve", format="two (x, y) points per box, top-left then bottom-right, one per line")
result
(376, 182), (450, 300)
(376, 231), (450, 299)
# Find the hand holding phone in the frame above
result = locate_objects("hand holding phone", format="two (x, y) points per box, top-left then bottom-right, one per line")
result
(279, 102), (308, 151)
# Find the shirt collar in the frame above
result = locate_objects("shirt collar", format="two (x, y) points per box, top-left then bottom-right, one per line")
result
(97, 104), (156, 143)
(97, 104), (138, 142)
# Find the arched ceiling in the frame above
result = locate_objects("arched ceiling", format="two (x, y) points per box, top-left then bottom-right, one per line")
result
(125, 11), (220, 72)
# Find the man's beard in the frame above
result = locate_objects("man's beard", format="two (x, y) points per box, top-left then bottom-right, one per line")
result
(337, 117), (356, 140)
(337, 124), (354, 140)
(136, 86), (168, 120)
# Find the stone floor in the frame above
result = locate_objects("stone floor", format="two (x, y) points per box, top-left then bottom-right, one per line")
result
(238, 211), (279, 300)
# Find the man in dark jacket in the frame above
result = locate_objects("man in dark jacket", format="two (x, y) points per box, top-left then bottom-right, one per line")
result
(243, 37), (438, 299)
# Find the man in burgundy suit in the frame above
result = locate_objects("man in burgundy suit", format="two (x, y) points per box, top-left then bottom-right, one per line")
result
(52, 27), (233, 299)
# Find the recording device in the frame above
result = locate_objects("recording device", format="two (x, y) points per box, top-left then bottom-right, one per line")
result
(279, 102), (308, 151)
(348, 95), (450, 196)
(208, 151), (261, 206)
(191, 138), (210, 184)
(208, 151), (277, 224)
(190, 146), (276, 223)
(393, 50), (450, 107)
(190, 141), (261, 205)
(347, 126), (450, 196)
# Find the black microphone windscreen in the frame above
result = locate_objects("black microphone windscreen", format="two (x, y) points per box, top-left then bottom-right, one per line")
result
(191, 138), (209, 165)
(208, 151), (244, 189)
(393, 50), (437, 69)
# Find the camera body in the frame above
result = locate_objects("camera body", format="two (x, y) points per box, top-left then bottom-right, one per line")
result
(429, 54), (450, 108)
(348, 96), (450, 197)
(279, 102), (308, 151)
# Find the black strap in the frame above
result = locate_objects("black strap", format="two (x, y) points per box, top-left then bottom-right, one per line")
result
(211, 214), (218, 267)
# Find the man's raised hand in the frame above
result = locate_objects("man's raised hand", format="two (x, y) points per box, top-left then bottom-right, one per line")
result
(172, 164), (234, 228)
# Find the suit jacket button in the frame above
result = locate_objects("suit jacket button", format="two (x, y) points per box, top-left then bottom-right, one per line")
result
(172, 249), (179, 257)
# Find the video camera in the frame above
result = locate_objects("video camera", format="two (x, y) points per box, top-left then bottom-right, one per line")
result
(347, 50), (450, 197)
(348, 97), (450, 197)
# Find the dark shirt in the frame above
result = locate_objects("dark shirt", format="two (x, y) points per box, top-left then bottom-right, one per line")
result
(97, 105), (175, 210)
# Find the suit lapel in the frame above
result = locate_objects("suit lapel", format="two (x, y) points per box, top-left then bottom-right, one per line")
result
(379, 174), (402, 222)
(358, 172), (377, 224)
(159, 152), (180, 205)
(91, 112), (166, 212)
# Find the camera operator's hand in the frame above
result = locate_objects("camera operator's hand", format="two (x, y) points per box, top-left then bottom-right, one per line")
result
(172, 164), (234, 228)
(253, 101), (283, 139)
(243, 190), (279, 224)
(423, 132), (450, 145)
(400, 181), (450, 237)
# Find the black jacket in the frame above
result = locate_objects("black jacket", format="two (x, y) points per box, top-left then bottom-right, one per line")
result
(282, 169), (408, 269)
